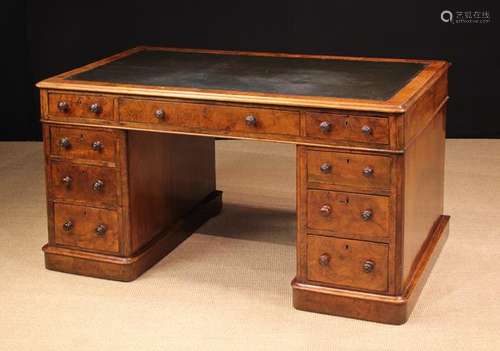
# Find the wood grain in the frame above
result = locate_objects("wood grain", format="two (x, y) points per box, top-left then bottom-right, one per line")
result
(126, 131), (216, 254)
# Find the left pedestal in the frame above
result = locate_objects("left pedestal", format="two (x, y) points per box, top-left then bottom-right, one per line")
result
(42, 124), (221, 281)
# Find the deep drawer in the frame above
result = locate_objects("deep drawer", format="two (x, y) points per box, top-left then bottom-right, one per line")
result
(306, 234), (388, 292)
(49, 160), (119, 207)
(49, 126), (119, 164)
(307, 189), (390, 240)
(306, 149), (392, 192)
(54, 203), (119, 254)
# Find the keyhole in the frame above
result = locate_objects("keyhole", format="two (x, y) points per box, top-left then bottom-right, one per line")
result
(344, 244), (350, 250)
(344, 120), (349, 128)
(346, 159), (350, 164)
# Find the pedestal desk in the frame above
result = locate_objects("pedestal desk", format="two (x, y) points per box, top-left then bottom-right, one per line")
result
(37, 47), (450, 324)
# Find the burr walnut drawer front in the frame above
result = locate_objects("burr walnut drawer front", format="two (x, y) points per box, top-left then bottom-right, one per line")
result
(49, 126), (119, 164)
(49, 161), (119, 207)
(117, 98), (301, 137)
(307, 149), (392, 191)
(307, 234), (388, 292)
(307, 189), (389, 240)
(48, 93), (114, 121)
(304, 112), (389, 145)
(54, 203), (119, 254)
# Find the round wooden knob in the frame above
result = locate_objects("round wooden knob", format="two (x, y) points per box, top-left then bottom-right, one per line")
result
(59, 137), (71, 149)
(154, 109), (165, 120)
(361, 125), (372, 135)
(319, 253), (331, 266)
(319, 121), (332, 133)
(61, 176), (72, 187)
(93, 179), (104, 192)
(89, 103), (101, 114)
(245, 115), (257, 127)
(363, 166), (374, 177)
(95, 224), (107, 235)
(320, 163), (332, 174)
(62, 221), (73, 232)
(363, 260), (375, 273)
(57, 101), (69, 113)
(91, 141), (103, 151)
(361, 209), (373, 221)
(320, 204), (332, 216)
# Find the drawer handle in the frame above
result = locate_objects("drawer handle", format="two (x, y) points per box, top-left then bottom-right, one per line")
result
(89, 103), (102, 114)
(91, 140), (103, 151)
(245, 115), (257, 127)
(319, 121), (332, 133)
(95, 224), (107, 236)
(62, 221), (73, 232)
(363, 260), (375, 273)
(319, 253), (331, 266)
(361, 209), (373, 221)
(320, 163), (332, 174)
(362, 166), (374, 177)
(361, 125), (372, 135)
(93, 179), (105, 192)
(320, 204), (332, 216)
(154, 109), (165, 120)
(59, 137), (71, 149)
(61, 176), (72, 187)
(57, 101), (69, 113)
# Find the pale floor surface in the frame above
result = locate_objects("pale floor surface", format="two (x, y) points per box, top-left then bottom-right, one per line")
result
(0, 139), (499, 350)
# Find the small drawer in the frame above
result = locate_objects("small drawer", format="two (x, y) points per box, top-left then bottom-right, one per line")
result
(48, 92), (114, 121)
(307, 234), (388, 292)
(307, 149), (392, 191)
(118, 98), (301, 137)
(49, 126), (118, 164)
(304, 112), (389, 145)
(50, 161), (119, 207)
(54, 203), (119, 254)
(307, 189), (389, 240)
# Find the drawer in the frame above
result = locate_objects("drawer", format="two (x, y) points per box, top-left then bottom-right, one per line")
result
(54, 203), (119, 254)
(307, 189), (389, 240)
(50, 161), (119, 207)
(118, 98), (300, 137)
(49, 126), (119, 164)
(307, 234), (388, 292)
(304, 112), (389, 145)
(307, 149), (392, 191)
(48, 92), (114, 121)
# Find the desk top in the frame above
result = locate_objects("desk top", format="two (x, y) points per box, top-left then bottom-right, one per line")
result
(37, 47), (449, 112)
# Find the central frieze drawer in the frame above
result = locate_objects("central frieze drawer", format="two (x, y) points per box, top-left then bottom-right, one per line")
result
(118, 98), (301, 136)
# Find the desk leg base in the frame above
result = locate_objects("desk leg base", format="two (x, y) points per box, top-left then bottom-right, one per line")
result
(43, 190), (223, 282)
(292, 215), (449, 324)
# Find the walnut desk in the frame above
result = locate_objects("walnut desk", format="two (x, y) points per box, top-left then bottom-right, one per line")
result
(36, 47), (450, 324)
